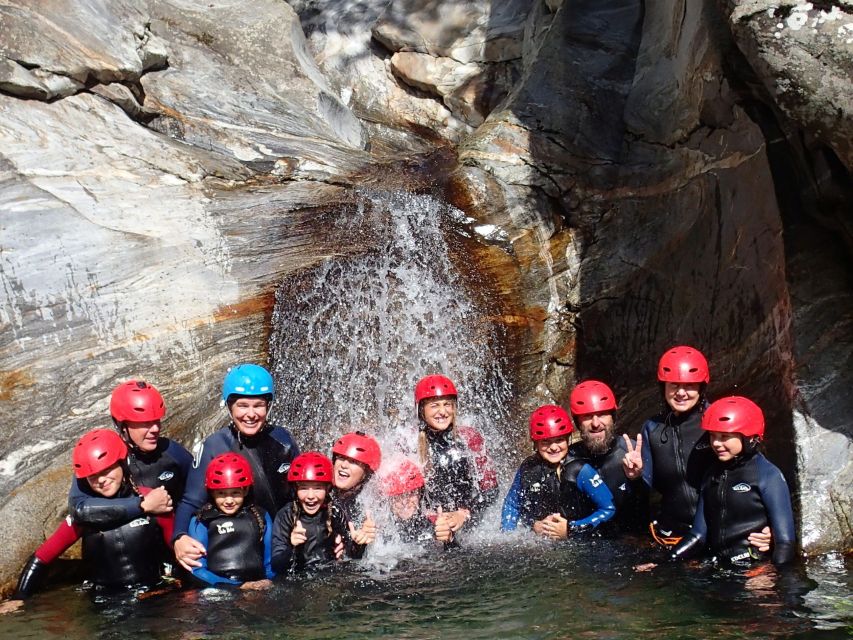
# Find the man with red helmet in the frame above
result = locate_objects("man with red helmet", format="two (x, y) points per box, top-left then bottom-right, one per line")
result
(68, 380), (191, 534)
(567, 380), (648, 535)
(501, 405), (615, 537)
(414, 375), (498, 544)
(185, 453), (275, 589)
(669, 397), (796, 566)
(330, 431), (382, 558)
(271, 452), (346, 572)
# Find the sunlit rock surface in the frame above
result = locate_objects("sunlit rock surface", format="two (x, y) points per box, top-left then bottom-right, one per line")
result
(1, 0), (851, 589)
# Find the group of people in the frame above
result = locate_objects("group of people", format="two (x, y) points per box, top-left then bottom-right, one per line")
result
(3, 345), (797, 608)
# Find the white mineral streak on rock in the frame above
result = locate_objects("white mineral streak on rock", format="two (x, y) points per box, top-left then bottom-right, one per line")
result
(0, 441), (58, 477)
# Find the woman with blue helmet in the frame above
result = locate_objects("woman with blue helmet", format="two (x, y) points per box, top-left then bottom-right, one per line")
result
(172, 364), (300, 572)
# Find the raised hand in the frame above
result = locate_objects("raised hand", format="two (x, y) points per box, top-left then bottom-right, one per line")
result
(434, 507), (454, 543)
(291, 519), (307, 547)
(622, 433), (644, 480)
(349, 512), (377, 546)
(141, 486), (173, 514)
(333, 534), (345, 560)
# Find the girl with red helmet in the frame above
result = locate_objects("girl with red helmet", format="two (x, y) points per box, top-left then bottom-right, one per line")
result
(271, 452), (346, 572)
(329, 431), (382, 559)
(414, 375), (498, 544)
(669, 397), (796, 566)
(68, 380), (191, 546)
(378, 458), (439, 545)
(185, 453), (274, 589)
(9, 430), (174, 604)
(501, 405), (615, 537)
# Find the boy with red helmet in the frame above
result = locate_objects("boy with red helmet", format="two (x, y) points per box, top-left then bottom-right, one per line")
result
(378, 457), (440, 545)
(669, 397), (796, 566)
(415, 375), (498, 544)
(271, 452), (346, 572)
(501, 405), (615, 536)
(330, 431), (382, 558)
(185, 453), (274, 589)
(10, 430), (174, 604)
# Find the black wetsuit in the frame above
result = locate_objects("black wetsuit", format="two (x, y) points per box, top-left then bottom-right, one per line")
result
(673, 452), (797, 565)
(271, 501), (344, 572)
(422, 426), (498, 525)
(570, 438), (649, 535)
(330, 486), (367, 559)
(640, 406), (715, 536)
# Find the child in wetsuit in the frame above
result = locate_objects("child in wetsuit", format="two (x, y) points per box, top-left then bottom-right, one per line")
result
(330, 431), (382, 558)
(501, 405), (615, 537)
(186, 453), (274, 589)
(379, 457), (437, 545)
(9, 429), (173, 605)
(271, 452), (345, 573)
(670, 396), (796, 566)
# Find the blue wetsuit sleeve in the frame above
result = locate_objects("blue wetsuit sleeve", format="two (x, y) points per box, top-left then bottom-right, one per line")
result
(571, 464), (615, 530)
(757, 458), (797, 565)
(174, 438), (220, 540)
(167, 440), (194, 479)
(640, 420), (654, 489)
(188, 516), (239, 586)
(263, 512), (275, 579)
(500, 468), (523, 532)
(68, 474), (143, 526)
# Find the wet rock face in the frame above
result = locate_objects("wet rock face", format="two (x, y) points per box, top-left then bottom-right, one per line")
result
(1, 0), (851, 588)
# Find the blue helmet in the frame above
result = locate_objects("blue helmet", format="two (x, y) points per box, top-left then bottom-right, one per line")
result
(222, 364), (275, 402)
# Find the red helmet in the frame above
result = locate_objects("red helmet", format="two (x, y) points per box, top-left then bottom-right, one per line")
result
(657, 346), (710, 384)
(379, 458), (425, 496)
(701, 396), (765, 438)
(569, 380), (617, 416)
(414, 375), (458, 406)
(72, 429), (128, 478)
(529, 405), (573, 441)
(332, 431), (382, 472)
(288, 452), (333, 483)
(205, 453), (254, 489)
(110, 380), (166, 423)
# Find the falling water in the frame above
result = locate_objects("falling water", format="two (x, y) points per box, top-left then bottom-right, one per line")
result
(268, 189), (513, 465)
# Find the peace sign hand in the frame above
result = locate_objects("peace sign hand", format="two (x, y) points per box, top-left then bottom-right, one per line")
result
(622, 433), (643, 480)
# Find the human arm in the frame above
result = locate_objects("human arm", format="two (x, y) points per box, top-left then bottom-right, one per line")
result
(500, 468), (524, 532)
(569, 465), (615, 531)
(172, 439), (220, 569)
(262, 512), (275, 580)
(270, 508), (295, 575)
(186, 517), (239, 587)
(670, 494), (708, 561)
(12, 517), (83, 599)
(640, 420), (655, 488)
(621, 433), (644, 480)
(758, 460), (796, 565)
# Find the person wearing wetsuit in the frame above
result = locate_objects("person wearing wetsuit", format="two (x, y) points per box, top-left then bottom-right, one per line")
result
(671, 397), (796, 566)
(415, 375), (498, 543)
(379, 457), (445, 546)
(68, 381), (190, 556)
(187, 453), (274, 588)
(173, 364), (299, 571)
(501, 405), (615, 536)
(14, 430), (173, 600)
(567, 380), (648, 535)
(272, 452), (345, 573)
(329, 432), (382, 559)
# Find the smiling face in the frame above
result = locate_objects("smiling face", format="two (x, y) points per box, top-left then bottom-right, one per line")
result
(212, 487), (248, 515)
(124, 419), (161, 453)
(576, 411), (615, 455)
(228, 397), (269, 437)
(664, 382), (701, 415)
(296, 481), (328, 515)
(390, 490), (421, 521)
(420, 397), (456, 432)
(86, 462), (124, 497)
(535, 435), (570, 465)
(709, 430), (744, 461)
(333, 455), (368, 491)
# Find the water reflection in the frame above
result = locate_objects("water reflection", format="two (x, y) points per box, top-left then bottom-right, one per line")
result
(2, 540), (849, 639)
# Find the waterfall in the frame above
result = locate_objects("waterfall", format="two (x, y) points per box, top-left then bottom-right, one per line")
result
(268, 189), (513, 468)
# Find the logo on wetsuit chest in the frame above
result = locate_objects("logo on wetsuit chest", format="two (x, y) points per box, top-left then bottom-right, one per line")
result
(128, 518), (149, 528)
(277, 463), (291, 474)
(158, 471), (174, 481)
(216, 521), (235, 534)
(732, 483), (751, 493)
(694, 441), (710, 450)
(618, 482), (627, 492)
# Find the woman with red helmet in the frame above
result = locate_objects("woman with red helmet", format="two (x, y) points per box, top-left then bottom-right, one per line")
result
(669, 397), (796, 566)
(330, 431), (382, 558)
(378, 457), (440, 545)
(10, 430), (174, 604)
(271, 452), (346, 572)
(68, 380), (191, 545)
(500, 405), (615, 537)
(414, 375), (498, 544)
(185, 453), (275, 589)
